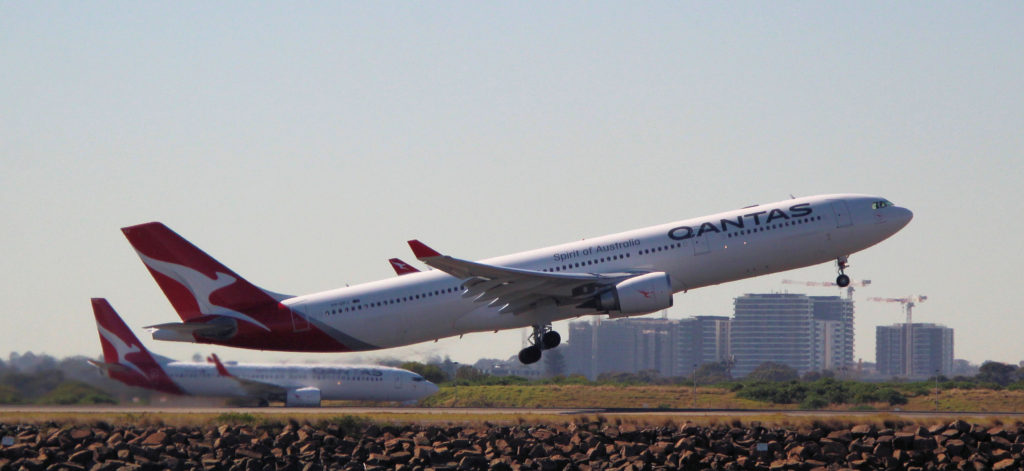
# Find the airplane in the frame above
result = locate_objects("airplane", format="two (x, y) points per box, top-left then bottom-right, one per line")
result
(88, 298), (439, 406)
(122, 194), (912, 364)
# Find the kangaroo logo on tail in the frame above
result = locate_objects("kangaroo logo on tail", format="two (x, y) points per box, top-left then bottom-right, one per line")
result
(122, 222), (292, 331)
(91, 298), (183, 395)
(134, 252), (271, 331)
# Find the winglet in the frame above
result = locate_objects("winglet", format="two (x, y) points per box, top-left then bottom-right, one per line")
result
(389, 258), (420, 275)
(207, 353), (232, 377)
(408, 240), (442, 259)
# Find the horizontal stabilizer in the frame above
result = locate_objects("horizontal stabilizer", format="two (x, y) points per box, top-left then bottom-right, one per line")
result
(87, 359), (132, 375)
(146, 319), (236, 342)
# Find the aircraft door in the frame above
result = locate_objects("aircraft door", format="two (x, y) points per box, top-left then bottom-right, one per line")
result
(831, 201), (853, 228)
(292, 303), (311, 333)
(394, 375), (402, 390)
(692, 235), (711, 255)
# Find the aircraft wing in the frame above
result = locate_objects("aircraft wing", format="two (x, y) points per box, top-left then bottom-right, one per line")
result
(207, 354), (286, 400)
(408, 240), (639, 314)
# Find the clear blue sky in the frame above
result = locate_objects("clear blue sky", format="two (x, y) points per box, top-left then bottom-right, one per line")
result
(3, 3), (1022, 368)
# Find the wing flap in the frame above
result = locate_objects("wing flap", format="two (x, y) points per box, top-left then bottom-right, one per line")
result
(408, 240), (639, 314)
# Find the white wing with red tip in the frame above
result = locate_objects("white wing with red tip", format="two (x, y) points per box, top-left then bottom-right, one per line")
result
(207, 353), (285, 399)
(407, 240), (640, 314)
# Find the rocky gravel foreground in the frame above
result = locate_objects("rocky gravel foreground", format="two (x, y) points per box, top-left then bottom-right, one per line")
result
(2, 419), (1024, 471)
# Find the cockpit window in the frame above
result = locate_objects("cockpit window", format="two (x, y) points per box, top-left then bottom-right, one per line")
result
(871, 200), (894, 210)
(412, 376), (424, 382)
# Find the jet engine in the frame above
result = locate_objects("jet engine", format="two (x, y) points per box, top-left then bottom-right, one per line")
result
(587, 272), (673, 317)
(285, 387), (321, 407)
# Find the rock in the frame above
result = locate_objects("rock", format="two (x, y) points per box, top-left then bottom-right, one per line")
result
(679, 423), (701, 435)
(68, 449), (94, 465)
(141, 432), (167, 447)
(851, 425), (874, 437)
(993, 458), (1017, 471)
(818, 439), (846, 457)
(951, 420), (971, 434)
(946, 439), (966, 456)
(913, 436), (937, 452)
(234, 447), (264, 460)
(992, 436), (1013, 450)
(894, 432), (916, 450)
(69, 429), (93, 442)
(826, 430), (853, 443)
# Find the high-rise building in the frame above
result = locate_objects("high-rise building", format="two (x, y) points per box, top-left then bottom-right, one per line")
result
(810, 296), (855, 373)
(876, 323), (954, 378)
(563, 315), (731, 380)
(732, 294), (814, 377)
(563, 293), (855, 380)
(676, 316), (732, 375)
(731, 293), (854, 378)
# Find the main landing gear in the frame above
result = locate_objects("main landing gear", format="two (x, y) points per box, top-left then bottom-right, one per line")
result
(518, 324), (561, 365)
(835, 255), (851, 288)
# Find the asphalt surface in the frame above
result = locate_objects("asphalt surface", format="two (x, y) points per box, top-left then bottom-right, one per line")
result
(3, 406), (1024, 419)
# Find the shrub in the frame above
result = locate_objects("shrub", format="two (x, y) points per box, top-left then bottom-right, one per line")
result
(37, 381), (116, 405)
(877, 388), (908, 405)
(0, 384), (19, 404)
(800, 394), (828, 410)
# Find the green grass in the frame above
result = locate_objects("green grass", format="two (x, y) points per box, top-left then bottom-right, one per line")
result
(417, 384), (1024, 413)
(421, 384), (781, 409)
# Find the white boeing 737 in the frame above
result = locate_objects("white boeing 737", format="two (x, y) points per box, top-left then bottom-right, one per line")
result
(122, 194), (911, 364)
(89, 299), (438, 406)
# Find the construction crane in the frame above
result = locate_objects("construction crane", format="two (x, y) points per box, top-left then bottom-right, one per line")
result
(867, 295), (928, 376)
(781, 279), (871, 300)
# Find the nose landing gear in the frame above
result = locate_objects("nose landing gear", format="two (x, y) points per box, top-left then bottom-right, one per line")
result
(518, 324), (561, 365)
(835, 256), (851, 288)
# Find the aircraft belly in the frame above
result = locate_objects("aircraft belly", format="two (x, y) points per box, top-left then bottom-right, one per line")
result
(676, 230), (837, 289)
(326, 298), (474, 348)
(179, 378), (245, 398)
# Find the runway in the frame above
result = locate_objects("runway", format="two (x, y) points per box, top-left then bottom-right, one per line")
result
(3, 406), (1023, 419)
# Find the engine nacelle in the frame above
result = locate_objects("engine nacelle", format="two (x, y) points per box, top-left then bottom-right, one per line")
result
(594, 272), (673, 317)
(285, 387), (321, 407)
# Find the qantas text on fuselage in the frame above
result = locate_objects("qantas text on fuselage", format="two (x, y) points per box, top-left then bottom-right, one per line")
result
(122, 194), (912, 364)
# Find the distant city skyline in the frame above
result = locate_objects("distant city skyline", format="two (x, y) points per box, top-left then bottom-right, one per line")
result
(3, 3), (1023, 368)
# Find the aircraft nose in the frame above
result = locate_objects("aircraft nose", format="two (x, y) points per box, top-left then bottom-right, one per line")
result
(896, 207), (914, 228)
(425, 381), (440, 396)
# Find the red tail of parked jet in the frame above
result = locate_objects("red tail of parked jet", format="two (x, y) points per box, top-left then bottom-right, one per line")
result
(89, 298), (183, 394)
(121, 222), (363, 352)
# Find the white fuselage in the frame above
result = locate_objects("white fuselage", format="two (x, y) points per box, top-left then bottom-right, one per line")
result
(281, 194), (911, 350)
(162, 362), (438, 402)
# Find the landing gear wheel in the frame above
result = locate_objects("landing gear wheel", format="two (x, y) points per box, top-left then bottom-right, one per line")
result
(834, 255), (851, 287)
(542, 331), (561, 349)
(518, 345), (542, 364)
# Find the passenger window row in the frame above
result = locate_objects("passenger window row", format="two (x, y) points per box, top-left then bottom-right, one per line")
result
(541, 253), (632, 273)
(726, 215), (822, 238)
(324, 285), (465, 315)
